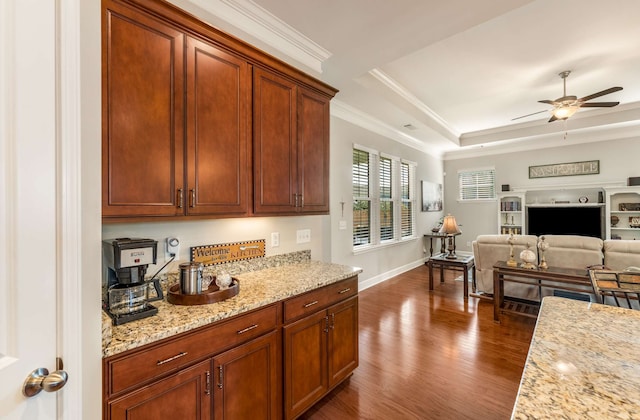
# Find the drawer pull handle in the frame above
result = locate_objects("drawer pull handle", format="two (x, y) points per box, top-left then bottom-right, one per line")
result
(304, 300), (319, 308)
(156, 351), (188, 366)
(237, 324), (258, 334)
(205, 371), (211, 395)
(338, 287), (351, 294)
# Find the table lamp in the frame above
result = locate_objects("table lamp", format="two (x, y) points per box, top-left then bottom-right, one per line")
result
(439, 214), (461, 259)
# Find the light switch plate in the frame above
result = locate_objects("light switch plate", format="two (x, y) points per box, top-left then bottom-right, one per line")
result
(296, 229), (311, 244)
(339, 220), (347, 230)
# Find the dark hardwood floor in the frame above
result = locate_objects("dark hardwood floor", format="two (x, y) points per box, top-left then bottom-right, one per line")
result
(300, 264), (536, 420)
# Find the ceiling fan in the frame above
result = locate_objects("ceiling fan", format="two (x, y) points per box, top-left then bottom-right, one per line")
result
(513, 71), (622, 123)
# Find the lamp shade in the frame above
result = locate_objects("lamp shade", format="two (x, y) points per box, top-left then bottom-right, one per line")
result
(439, 214), (461, 235)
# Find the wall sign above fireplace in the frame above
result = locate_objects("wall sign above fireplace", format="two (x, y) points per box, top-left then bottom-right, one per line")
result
(528, 160), (600, 179)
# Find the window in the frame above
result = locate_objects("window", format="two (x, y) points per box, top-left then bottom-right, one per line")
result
(352, 145), (417, 250)
(458, 168), (496, 201)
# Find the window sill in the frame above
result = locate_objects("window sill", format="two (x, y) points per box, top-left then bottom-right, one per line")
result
(352, 236), (419, 255)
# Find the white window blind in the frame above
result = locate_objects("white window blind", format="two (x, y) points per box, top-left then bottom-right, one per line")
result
(458, 168), (496, 200)
(400, 161), (415, 238)
(353, 146), (417, 250)
(353, 148), (371, 247)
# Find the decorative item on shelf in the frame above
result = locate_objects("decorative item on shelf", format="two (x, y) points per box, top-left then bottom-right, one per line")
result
(611, 215), (620, 227)
(630, 217), (640, 228)
(578, 196), (588, 203)
(439, 214), (461, 259)
(507, 233), (518, 267)
(519, 243), (537, 269)
(620, 203), (640, 211)
(537, 236), (549, 270)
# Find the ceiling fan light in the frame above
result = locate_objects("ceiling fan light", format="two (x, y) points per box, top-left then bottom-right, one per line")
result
(553, 105), (579, 120)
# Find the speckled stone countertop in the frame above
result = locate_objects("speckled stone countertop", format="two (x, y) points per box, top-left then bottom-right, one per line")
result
(102, 260), (362, 358)
(512, 296), (640, 419)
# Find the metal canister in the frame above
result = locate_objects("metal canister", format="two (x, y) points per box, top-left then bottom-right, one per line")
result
(179, 262), (203, 295)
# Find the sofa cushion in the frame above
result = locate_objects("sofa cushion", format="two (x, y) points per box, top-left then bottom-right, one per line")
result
(604, 240), (640, 270)
(540, 235), (603, 269)
(472, 234), (539, 299)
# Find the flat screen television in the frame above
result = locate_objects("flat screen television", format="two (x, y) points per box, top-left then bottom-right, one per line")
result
(527, 206), (603, 239)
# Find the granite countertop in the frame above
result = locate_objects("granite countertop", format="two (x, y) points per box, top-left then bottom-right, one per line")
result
(512, 296), (640, 419)
(102, 260), (362, 358)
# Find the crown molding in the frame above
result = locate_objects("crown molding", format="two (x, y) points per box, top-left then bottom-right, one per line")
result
(183, 0), (331, 73)
(331, 100), (442, 159)
(368, 68), (460, 142)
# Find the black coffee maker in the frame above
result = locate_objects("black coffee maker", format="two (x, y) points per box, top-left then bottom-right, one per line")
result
(103, 238), (163, 325)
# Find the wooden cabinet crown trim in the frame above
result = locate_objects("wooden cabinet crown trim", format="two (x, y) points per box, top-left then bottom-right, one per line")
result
(108, 0), (338, 98)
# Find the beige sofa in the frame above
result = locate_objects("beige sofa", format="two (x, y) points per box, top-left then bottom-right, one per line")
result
(472, 234), (640, 300)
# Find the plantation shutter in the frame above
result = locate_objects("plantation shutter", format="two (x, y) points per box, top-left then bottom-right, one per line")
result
(353, 148), (371, 246)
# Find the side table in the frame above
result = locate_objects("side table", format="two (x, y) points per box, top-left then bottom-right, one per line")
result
(426, 253), (475, 299)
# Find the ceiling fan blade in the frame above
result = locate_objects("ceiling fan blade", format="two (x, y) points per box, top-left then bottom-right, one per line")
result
(511, 110), (549, 121)
(538, 100), (556, 105)
(578, 86), (623, 102)
(548, 115), (559, 123)
(579, 101), (620, 108)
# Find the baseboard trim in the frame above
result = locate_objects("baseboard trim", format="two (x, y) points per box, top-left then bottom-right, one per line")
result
(358, 259), (426, 291)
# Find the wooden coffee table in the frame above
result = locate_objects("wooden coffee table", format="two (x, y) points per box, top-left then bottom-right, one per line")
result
(493, 261), (592, 323)
(426, 253), (475, 299)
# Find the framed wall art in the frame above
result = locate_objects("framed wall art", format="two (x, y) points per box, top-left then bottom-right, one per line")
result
(528, 160), (599, 179)
(421, 181), (443, 212)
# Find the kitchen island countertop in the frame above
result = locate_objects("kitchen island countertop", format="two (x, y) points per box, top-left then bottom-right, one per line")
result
(512, 296), (640, 419)
(103, 260), (361, 358)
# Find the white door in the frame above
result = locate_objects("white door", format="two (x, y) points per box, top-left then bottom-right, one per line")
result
(0, 0), (66, 418)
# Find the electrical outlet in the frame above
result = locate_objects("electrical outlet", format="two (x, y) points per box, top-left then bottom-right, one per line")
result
(271, 232), (280, 247)
(166, 237), (180, 259)
(466, 241), (471, 247)
(296, 229), (311, 244)
(339, 220), (347, 230)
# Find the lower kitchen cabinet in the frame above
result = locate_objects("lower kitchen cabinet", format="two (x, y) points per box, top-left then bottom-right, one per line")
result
(213, 330), (281, 419)
(108, 359), (212, 420)
(284, 295), (359, 420)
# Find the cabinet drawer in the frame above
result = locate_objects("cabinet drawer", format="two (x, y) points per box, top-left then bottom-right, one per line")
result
(106, 304), (278, 397)
(284, 277), (357, 322)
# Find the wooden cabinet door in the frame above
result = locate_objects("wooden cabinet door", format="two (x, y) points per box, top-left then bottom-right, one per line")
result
(297, 87), (330, 213)
(212, 330), (280, 419)
(102, 1), (185, 217)
(283, 310), (328, 420)
(327, 296), (359, 388)
(186, 36), (250, 216)
(253, 68), (298, 214)
(108, 359), (212, 420)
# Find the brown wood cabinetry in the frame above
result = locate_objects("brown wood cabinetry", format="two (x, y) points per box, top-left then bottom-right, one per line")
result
(283, 279), (359, 419)
(102, 0), (185, 218)
(108, 360), (212, 420)
(253, 68), (331, 215)
(102, 0), (336, 221)
(103, 0), (250, 220)
(103, 304), (279, 420)
(213, 330), (281, 419)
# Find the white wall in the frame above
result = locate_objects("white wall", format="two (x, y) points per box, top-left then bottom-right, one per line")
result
(444, 136), (640, 253)
(329, 117), (444, 288)
(103, 215), (328, 274)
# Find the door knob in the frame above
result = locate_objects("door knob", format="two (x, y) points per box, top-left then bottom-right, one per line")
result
(22, 367), (68, 397)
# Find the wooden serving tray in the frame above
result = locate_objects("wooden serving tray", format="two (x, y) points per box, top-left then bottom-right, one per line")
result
(167, 278), (239, 306)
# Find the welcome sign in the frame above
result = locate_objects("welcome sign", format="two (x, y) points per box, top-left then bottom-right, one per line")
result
(191, 239), (265, 266)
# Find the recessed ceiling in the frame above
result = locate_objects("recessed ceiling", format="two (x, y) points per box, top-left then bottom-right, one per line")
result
(175, 0), (640, 158)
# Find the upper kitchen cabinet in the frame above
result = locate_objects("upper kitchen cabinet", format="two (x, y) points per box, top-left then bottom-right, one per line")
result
(102, 0), (185, 218)
(102, 0), (336, 221)
(253, 69), (331, 215)
(185, 36), (250, 217)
